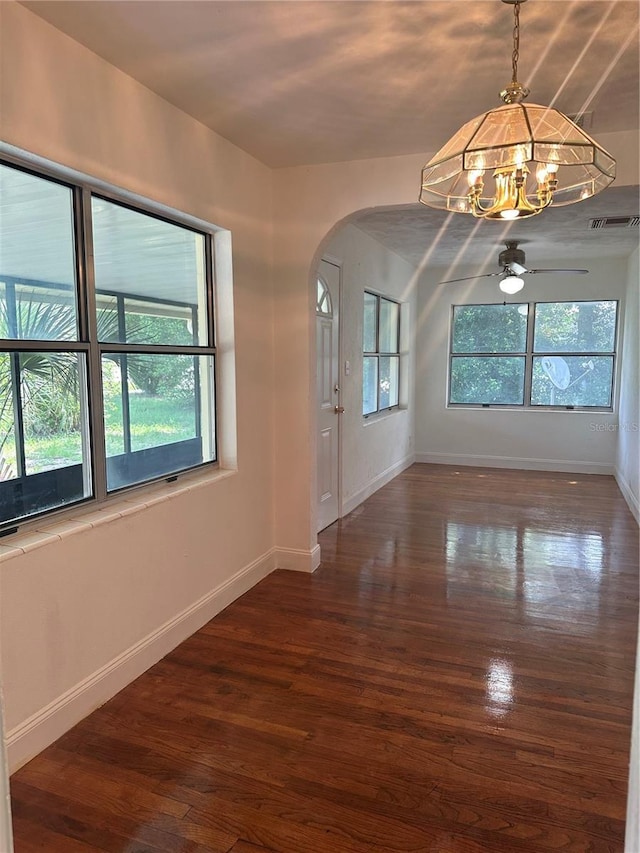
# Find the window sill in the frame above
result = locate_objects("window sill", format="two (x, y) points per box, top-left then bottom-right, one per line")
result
(362, 407), (405, 425)
(0, 466), (236, 564)
(446, 405), (615, 414)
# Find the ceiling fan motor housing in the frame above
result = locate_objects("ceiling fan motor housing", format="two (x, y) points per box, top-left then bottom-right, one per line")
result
(499, 241), (526, 269)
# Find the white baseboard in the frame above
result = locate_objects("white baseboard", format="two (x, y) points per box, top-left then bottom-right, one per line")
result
(274, 544), (321, 573)
(6, 549), (276, 773)
(414, 452), (614, 476)
(342, 453), (415, 517)
(615, 467), (640, 524)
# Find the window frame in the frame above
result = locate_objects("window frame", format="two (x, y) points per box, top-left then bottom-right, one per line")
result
(362, 290), (401, 417)
(0, 155), (219, 535)
(447, 300), (618, 411)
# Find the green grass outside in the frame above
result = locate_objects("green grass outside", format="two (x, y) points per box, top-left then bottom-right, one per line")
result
(13, 395), (196, 473)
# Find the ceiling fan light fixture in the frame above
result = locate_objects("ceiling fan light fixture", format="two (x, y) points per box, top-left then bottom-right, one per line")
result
(499, 275), (525, 294)
(438, 242), (590, 286)
(419, 0), (616, 220)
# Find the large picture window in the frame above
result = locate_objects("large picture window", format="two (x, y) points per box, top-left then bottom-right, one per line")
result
(363, 292), (400, 416)
(449, 301), (617, 409)
(0, 160), (217, 530)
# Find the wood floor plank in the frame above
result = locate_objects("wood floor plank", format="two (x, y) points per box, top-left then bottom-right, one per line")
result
(11, 779), (232, 853)
(229, 843), (278, 853)
(11, 814), (111, 853)
(10, 464), (638, 852)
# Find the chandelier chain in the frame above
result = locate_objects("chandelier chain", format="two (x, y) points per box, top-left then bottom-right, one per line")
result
(512, 1), (520, 83)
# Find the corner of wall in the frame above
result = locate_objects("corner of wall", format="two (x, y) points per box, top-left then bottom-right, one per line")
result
(616, 246), (640, 524)
(274, 545), (321, 573)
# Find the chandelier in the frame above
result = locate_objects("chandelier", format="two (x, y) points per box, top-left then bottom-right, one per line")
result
(419, 0), (616, 220)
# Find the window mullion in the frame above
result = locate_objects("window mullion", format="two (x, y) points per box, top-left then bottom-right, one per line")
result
(523, 301), (535, 406)
(80, 186), (108, 502)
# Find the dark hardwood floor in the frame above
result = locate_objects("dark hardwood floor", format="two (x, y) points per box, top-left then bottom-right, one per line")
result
(10, 464), (639, 852)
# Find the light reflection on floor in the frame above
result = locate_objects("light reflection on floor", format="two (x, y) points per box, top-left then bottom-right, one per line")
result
(485, 658), (515, 718)
(444, 520), (605, 633)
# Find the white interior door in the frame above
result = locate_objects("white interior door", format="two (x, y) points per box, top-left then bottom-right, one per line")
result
(316, 259), (341, 532)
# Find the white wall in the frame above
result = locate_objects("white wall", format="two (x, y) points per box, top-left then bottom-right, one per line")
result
(414, 256), (631, 473)
(620, 246), (639, 853)
(616, 247), (639, 520)
(0, 1), (278, 769)
(321, 224), (417, 513)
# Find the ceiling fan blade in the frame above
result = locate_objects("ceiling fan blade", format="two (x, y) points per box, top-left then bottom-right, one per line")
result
(526, 268), (589, 275)
(439, 272), (503, 284)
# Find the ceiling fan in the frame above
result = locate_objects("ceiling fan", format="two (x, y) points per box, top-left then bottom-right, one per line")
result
(440, 241), (589, 294)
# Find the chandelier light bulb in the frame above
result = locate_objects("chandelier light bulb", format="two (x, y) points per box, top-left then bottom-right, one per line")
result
(536, 164), (548, 183)
(546, 148), (560, 175)
(499, 276), (525, 294)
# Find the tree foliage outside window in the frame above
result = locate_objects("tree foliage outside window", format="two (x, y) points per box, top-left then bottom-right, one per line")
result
(450, 356), (525, 405)
(452, 304), (527, 354)
(363, 292), (400, 416)
(449, 301), (617, 409)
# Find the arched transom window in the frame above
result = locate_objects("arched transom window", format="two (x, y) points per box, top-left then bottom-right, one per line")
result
(316, 277), (332, 316)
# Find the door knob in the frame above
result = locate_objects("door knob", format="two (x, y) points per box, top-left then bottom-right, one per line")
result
(334, 405), (345, 414)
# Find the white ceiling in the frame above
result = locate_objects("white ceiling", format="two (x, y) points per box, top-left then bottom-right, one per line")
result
(22, 0), (639, 168)
(22, 0), (640, 267)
